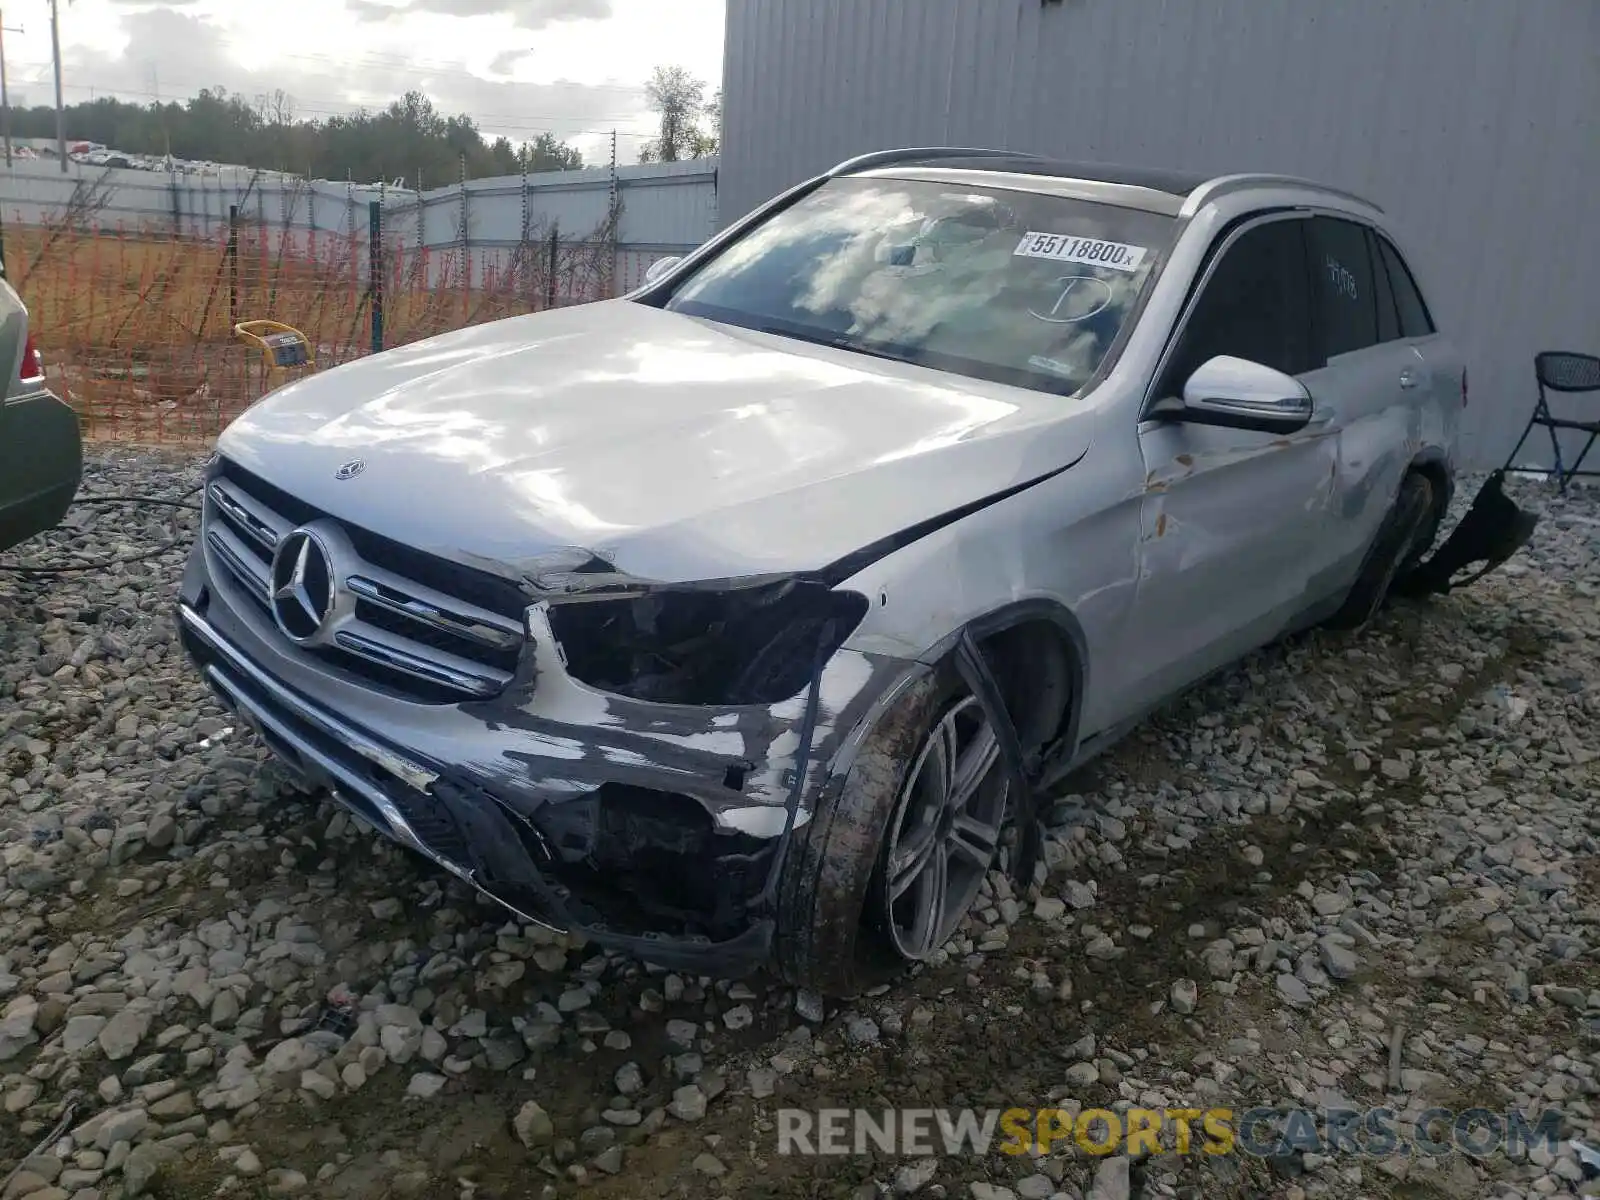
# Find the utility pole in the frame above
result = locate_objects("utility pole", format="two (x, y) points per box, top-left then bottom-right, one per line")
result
(150, 62), (169, 162)
(606, 129), (618, 297)
(49, 0), (65, 172)
(608, 130), (617, 215)
(0, 9), (21, 169)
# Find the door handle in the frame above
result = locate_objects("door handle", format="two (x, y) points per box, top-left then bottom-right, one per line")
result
(1399, 368), (1420, 390)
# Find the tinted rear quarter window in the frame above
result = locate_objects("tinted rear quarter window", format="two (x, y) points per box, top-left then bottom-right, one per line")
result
(1309, 217), (1378, 360)
(1367, 229), (1402, 344)
(1376, 235), (1436, 338)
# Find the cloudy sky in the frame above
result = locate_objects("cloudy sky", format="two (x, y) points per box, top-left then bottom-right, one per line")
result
(4, 0), (727, 164)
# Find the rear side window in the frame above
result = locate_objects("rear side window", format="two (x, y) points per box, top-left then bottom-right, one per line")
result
(1375, 234), (1436, 338)
(1309, 217), (1378, 360)
(1159, 217), (1316, 393)
(1367, 230), (1401, 344)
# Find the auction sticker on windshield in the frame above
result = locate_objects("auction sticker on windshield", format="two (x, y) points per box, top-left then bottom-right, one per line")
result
(1014, 232), (1148, 273)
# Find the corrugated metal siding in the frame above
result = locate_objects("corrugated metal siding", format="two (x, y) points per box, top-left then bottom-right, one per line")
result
(720, 0), (1600, 466)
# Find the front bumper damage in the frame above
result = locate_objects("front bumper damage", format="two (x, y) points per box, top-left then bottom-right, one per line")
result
(176, 546), (919, 978)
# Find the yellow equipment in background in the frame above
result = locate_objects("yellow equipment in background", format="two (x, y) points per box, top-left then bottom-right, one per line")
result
(233, 320), (315, 395)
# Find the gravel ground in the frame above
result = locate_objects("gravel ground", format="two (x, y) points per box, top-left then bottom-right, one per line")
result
(2, 448), (1597, 1200)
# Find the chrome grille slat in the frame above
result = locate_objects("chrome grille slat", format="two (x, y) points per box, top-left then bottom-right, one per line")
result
(346, 572), (524, 652)
(333, 630), (509, 697)
(206, 526), (270, 605)
(208, 480), (282, 552)
(201, 467), (524, 703)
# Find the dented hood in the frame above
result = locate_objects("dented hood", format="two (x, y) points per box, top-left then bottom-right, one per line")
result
(218, 300), (1096, 583)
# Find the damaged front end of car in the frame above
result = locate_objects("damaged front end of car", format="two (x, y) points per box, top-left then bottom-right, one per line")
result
(177, 519), (926, 978)
(416, 573), (912, 977)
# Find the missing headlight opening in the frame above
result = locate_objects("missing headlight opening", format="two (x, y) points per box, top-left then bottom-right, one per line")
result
(547, 579), (869, 705)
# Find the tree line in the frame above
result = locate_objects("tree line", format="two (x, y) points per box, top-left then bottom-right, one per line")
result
(3, 63), (721, 184)
(6, 88), (583, 186)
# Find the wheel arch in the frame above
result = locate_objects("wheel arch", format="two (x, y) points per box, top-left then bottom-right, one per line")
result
(1406, 446), (1454, 522)
(919, 598), (1089, 767)
(773, 598), (1090, 993)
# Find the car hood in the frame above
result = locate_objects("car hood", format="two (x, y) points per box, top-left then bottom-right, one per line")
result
(218, 301), (1097, 585)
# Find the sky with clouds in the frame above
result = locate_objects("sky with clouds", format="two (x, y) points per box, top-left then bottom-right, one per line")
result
(3, 0), (727, 165)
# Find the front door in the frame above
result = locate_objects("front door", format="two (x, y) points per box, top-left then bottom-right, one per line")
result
(1115, 215), (1339, 721)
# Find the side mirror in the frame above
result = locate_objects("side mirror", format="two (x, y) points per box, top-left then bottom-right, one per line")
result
(1151, 355), (1314, 434)
(643, 256), (683, 286)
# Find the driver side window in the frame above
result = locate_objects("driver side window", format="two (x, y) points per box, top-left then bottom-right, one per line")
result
(1157, 217), (1316, 398)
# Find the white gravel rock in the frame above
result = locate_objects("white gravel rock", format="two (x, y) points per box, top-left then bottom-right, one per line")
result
(1086, 1155), (1131, 1200)
(3, 454), (1594, 1197)
(1170, 978), (1199, 1014)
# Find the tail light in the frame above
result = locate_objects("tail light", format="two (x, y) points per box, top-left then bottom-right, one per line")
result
(1461, 367), (1469, 407)
(19, 330), (43, 384)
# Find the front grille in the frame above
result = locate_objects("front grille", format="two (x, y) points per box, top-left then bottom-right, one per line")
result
(203, 459), (529, 704)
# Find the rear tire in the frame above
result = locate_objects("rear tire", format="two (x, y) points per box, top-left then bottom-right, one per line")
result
(1325, 472), (1434, 630)
(772, 659), (1010, 996)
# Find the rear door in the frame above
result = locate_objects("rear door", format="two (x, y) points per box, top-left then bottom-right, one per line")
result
(1302, 216), (1416, 591)
(1374, 230), (1462, 456)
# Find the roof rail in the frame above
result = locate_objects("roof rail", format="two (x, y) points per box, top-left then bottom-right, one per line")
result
(826, 147), (1041, 178)
(1181, 173), (1383, 217)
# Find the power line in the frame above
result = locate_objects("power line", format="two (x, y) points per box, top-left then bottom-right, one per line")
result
(8, 43), (653, 103)
(18, 73), (647, 121)
(6, 78), (659, 138)
(215, 41), (652, 95)
(11, 76), (655, 130)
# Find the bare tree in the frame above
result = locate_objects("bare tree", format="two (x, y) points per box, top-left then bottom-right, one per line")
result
(253, 89), (296, 126)
(688, 89), (721, 158)
(268, 89), (296, 126)
(639, 66), (711, 163)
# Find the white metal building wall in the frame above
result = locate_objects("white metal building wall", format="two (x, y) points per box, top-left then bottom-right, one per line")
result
(720, 0), (1600, 466)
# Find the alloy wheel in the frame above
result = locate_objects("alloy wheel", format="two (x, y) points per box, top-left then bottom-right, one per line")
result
(880, 694), (1009, 959)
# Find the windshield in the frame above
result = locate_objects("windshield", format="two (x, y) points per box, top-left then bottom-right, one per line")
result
(662, 176), (1174, 395)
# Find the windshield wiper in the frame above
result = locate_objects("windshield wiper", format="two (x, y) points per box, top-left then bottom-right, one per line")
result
(821, 334), (928, 368)
(748, 322), (926, 369)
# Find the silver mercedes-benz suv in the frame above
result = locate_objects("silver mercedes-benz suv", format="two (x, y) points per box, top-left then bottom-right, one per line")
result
(177, 149), (1531, 993)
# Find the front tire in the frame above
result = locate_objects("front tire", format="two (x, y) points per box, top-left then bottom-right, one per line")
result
(772, 660), (1010, 995)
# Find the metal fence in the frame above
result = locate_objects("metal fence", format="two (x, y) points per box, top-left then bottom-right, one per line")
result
(0, 159), (718, 442)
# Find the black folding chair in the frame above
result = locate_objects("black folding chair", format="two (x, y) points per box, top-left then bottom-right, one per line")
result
(1503, 351), (1600, 491)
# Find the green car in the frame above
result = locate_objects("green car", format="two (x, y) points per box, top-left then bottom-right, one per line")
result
(0, 274), (81, 553)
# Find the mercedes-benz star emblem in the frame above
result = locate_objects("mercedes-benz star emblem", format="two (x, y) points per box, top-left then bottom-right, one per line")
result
(270, 529), (336, 644)
(335, 459), (366, 481)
